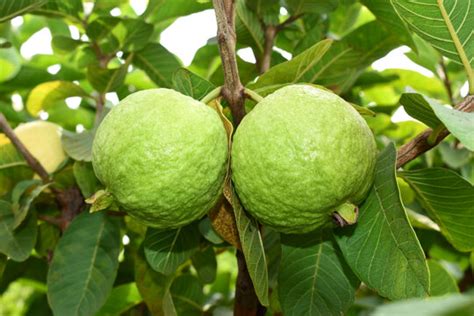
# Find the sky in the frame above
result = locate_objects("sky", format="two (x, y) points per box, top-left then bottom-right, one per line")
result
(10, 1), (465, 124)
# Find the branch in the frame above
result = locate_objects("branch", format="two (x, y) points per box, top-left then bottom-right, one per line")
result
(396, 95), (474, 168)
(276, 13), (303, 32)
(213, 0), (246, 125)
(259, 25), (277, 74)
(438, 58), (454, 105)
(0, 113), (50, 182)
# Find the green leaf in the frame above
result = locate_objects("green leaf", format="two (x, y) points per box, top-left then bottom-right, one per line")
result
(11, 180), (50, 229)
(0, 45), (21, 83)
(236, 0), (264, 53)
(133, 43), (181, 88)
(399, 93), (442, 128)
(0, 200), (37, 262)
(428, 259), (459, 296)
(26, 80), (89, 116)
(47, 212), (121, 316)
(73, 161), (100, 199)
(430, 101), (474, 151)
(0, 254), (6, 279)
(405, 34), (441, 74)
(87, 64), (128, 93)
(34, 0), (83, 22)
(285, 0), (338, 14)
(279, 231), (359, 316)
(373, 294), (474, 316)
(145, 0), (212, 23)
(52, 35), (84, 53)
(191, 246), (217, 284)
(61, 129), (95, 162)
(96, 283), (142, 316)
(245, 0), (279, 25)
(361, 0), (413, 46)
(170, 274), (205, 316)
(400, 168), (474, 252)
(232, 188), (269, 306)
(198, 217), (225, 245)
(35, 222), (60, 258)
(144, 223), (201, 275)
(438, 142), (472, 169)
(252, 39), (333, 88)
(85, 190), (114, 213)
(0, 140), (32, 198)
(335, 144), (430, 300)
(135, 246), (176, 316)
(392, 0), (474, 91)
(0, 0), (46, 22)
(172, 68), (215, 100)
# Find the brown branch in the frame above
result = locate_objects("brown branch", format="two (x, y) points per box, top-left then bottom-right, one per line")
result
(396, 95), (474, 168)
(439, 59), (454, 105)
(276, 13), (303, 32)
(0, 113), (51, 182)
(259, 25), (277, 74)
(213, 0), (246, 125)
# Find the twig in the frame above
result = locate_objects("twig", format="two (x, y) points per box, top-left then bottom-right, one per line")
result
(439, 58), (454, 105)
(396, 95), (474, 168)
(260, 25), (277, 74)
(0, 113), (50, 182)
(276, 13), (303, 32)
(213, 0), (246, 125)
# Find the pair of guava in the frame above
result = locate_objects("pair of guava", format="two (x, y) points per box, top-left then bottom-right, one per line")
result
(92, 85), (376, 233)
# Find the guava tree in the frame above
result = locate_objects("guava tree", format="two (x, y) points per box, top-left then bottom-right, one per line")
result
(0, 0), (473, 315)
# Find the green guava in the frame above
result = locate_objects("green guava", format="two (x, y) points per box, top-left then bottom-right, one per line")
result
(231, 85), (376, 234)
(92, 89), (228, 229)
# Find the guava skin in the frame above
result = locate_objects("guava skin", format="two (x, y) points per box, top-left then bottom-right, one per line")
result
(231, 85), (376, 234)
(92, 89), (228, 229)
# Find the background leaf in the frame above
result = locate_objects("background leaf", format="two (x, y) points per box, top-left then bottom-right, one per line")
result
(61, 129), (95, 162)
(172, 68), (215, 100)
(191, 246), (217, 284)
(427, 259), (459, 296)
(144, 223), (200, 275)
(47, 212), (121, 316)
(96, 283), (142, 316)
(170, 274), (205, 316)
(335, 144), (430, 300)
(0, 0), (46, 22)
(400, 168), (474, 252)
(279, 231), (359, 316)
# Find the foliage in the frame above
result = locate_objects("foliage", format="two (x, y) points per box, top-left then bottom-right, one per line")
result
(0, 0), (473, 315)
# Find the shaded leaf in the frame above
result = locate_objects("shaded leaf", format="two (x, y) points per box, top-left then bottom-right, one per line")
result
(87, 64), (128, 93)
(11, 180), (50, 229)
(335, 144), (429, 300)
(191, 246), (217, 284)
(236, 0), (264, 53)
(26, 80), (89, 116)
(34, 0), (83, 21)
(285, 0), (338, 14)
(428, 259), (459, 296)
(61, 129), (95, 162)
(73, 161), (100, 198)
(170, 274), (205, 316)
(47, 212), (121, 316)
(0, 200), (37, 262)
(373, 294), (474, 316)
(0, 0), (46, 22)
(144, 223), (200, 275)
(35, 222), (60, 258)
(198, 217), (225, 245)
(96, 283), (142, 316)
(172, 68), (215, 100)
(400, 168), (474, 252)
(132, 43), (181, 87)
(400, 93), (442, 128)
(232, 187), (269, 306)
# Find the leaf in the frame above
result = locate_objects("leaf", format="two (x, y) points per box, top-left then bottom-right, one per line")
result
(170, 274), (205, 316)
(73, 161), (100, 198)
(430, 102), (474, 151)
(0, 253), (6, 279)
(11, 180), (50, 229)
(405, 34), (441, 74)
(35, 222), (60, 258)
(236, 0), (264, 53)
(47, 212), (121, 316)
(34, 0), (83, 21)
(438, 142), (472, 169)
(373, 294), (474, 316)
(399, 93), (442, 128)
(279, 231), (359, 316)
(361, 0), (413, 46)
(144, 223), (201, 275)
(391, 0), (474, 90)
(335, 144), (430, 300)
(26, 80), (89, 116)
(52, 35), (83, 53)
(191, 246), (217, 284)
(400, 168), (474, 252)
(252, 39), (333, 88)
(0, 45), (21, 83)
(232, 187), (269, 306)
(61, 129), (95, 162)
(145, 0), (212, 23)
(172, 68), (215, 100)
(285, 0), (338, 14)
(96, 283), (142, 316)
(0, 0), (46, 22)
(132, 43), (181, 88)
(87, 64), (128, 93)
(135, 246), (176, 316)
(85, 190), (115, 213)
(198, 217), (225, 245)
(428, 259), (459, 296)
(209, 194), (241, 249)
(0, 200), (37, 262)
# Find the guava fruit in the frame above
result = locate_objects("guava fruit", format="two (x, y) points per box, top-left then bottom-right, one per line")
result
(231, 85), (376, 234)
(14, 121), (66, 173)
(92, 89), (228, 229)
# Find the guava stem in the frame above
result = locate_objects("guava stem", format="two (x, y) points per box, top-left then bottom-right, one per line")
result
(243, 88), (264, 103)
(201, 86), (223, 104)
(332, 203), (359, 227)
